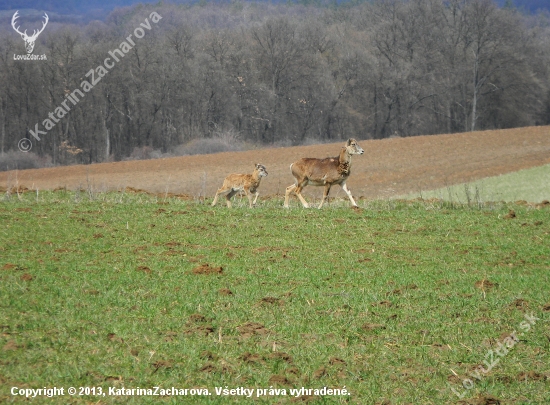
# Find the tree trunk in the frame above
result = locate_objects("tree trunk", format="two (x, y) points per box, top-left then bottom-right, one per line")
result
(471, 54), (479, 132)
(0, 97), (4, 155)
(104, 119), (110, 162)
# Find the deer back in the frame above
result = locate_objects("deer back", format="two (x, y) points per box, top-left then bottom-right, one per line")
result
(292, 153), (349, 185)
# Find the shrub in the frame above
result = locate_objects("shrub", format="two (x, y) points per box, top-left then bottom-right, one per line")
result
(175, 130), (249, 156)
(124, 146), (170, 161)
(0, 151), (51, 172)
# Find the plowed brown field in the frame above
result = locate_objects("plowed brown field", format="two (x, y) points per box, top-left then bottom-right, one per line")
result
(2, 126), (550, 202)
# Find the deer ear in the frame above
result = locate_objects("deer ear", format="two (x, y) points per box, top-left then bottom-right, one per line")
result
(346, 139), (352, 146)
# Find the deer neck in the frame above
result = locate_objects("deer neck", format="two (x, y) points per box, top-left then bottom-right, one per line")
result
(251, 171), (262, 184)
(337, 148), (352, 176)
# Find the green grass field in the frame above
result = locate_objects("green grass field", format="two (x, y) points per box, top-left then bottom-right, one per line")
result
(404, 164), (550, 204)
(1, 190), (549, 404)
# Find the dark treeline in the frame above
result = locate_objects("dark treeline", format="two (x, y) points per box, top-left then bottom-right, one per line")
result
(1, 0), (549, 166)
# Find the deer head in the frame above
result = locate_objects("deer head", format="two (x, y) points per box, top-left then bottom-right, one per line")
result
(254, 163), (268, 178)
(345, 138), (364, 155)
(12, 11), (49, 54)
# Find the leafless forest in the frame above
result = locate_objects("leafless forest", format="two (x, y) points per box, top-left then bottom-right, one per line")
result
(0, 0), (549, 167)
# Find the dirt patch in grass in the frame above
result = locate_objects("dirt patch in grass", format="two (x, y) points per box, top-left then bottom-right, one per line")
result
(84, 289), (100, 295)
(185, 325), (214, 336)
(107, 333), (124, 343)
(240, 352), (264, 364)
(188, 314), (208, 323)
(185, 317), (214, 335)
(237, 322), (269, 338)
(510, 298), (529, 310)
(517, 371), (547, 381)
(2, 263), (20, 271)
(267, 352), (293, 363)
(200, 351), (218, 361)
(475, 279), (497, 291)
(268, 374), (293, 386)
(104, 375), (123, 384)
(361, 323), (386, 331)
(386, 288), (402, 296)
(219, 288), (233, 296)
(165, 241), (182, 247)
(191, 264), (223, 275)
(313, 366), (327, 379)
(372, 300), (393, 308)
(259, 296), (282, 306)
(468, 395), (502, 405)
(2, 341), (20, 351)
(199, 363), (216, 373)
(152, 360), (173, 371)
(162, 331), (178, 342)
(329, 357), (346, 366)
(137, 265), (152, 274)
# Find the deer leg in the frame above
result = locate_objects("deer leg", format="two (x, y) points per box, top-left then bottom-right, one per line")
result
(243, 188), (255, 208)
(284, 184), (297, 208)
(252, 191), (260, 206)
(285, 182), (310, 208)
(318, 184), (331, 209)
(342, 183), (358, 207)
(294, 184), (310, 209)
(212, 192), (219, 206)
(212, 185), (231, 206)
(225, 189), (238, 208)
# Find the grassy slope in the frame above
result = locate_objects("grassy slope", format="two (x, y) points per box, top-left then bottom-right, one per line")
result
(0, 192), (549, 404)
(404, 164), (550, 204)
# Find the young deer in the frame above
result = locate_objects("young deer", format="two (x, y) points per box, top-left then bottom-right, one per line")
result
(212, 164), (268, 208)
(284, 138), (364, 209)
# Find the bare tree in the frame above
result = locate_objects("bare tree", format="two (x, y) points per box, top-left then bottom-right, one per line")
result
(0, 1), (548, 167)
(462, 0), (523, 131)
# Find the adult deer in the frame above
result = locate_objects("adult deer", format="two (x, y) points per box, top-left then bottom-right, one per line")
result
(11, 11), (49, 54)
(212, 164), (268, 208)
(284, 138), (364, 209)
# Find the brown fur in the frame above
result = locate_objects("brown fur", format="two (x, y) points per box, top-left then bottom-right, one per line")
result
(284, 139), (364, 209)
(212, 164), (268, 208)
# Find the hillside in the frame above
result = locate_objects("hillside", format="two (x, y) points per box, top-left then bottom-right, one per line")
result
(2, 126), (550, 202)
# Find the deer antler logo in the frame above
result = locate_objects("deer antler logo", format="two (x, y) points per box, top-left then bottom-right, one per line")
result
(11, 11), (49, 54)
